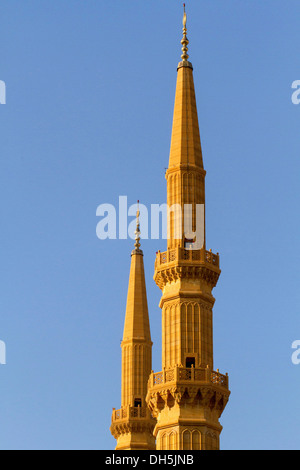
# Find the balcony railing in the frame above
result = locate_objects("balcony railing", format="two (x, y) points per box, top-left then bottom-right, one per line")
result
(155, 247), (220, 270)
(148, 365), (229, 390)
(111, 405), (152, 423)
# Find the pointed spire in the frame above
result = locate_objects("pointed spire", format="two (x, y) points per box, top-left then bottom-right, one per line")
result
(122, 249), (151, 343)
(168, 7), (204, 170)
(123, 201), (151, 343)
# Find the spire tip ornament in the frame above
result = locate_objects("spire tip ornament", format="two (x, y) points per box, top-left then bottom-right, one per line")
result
(181, 3), (189, 62)
(132, 200), (143, 255)
(178, 4), (193, 69)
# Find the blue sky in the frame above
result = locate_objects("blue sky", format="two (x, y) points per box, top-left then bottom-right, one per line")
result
(0, 0), (299, 450)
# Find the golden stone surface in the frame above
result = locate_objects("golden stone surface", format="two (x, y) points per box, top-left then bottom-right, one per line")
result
(111, 9), (230, 451)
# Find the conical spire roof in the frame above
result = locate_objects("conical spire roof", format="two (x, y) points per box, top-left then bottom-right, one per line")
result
(168, 8), (204, 170)
(122, 252), (151, 342)
(122, 205), (151, 343)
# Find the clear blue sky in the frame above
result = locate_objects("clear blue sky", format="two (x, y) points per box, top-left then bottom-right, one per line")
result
(0, 0), (299, 450)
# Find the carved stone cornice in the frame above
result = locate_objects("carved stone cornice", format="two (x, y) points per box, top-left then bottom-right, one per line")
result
(155, 264), (220, 290)
(147, 384), (229, 421)
(110, 419), (156, 440)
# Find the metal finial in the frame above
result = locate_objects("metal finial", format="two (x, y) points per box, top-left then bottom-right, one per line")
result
(181, 4), (189, 62)
(133, 200), (142, 254)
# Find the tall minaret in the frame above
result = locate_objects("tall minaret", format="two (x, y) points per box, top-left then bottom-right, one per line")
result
(110, 204), (156, 450)
(146, 7), (230, 450)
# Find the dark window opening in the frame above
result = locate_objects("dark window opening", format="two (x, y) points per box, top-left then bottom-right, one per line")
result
(186, 357), (196, 368)
(184, 238), (195, 250)
(134, 398), (142, 408)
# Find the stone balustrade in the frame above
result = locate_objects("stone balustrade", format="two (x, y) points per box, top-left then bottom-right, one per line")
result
(111, 405), (152, 423)
(148, 365), (229, 390)
(155, 247), (220, 269)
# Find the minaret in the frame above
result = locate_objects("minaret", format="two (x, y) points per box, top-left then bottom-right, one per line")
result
(110, 204), (156, 450)
(146, 7), (230, 450)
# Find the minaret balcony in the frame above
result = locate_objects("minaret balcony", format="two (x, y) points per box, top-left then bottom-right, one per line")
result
(154, 247), (221, 289)
(110, 405), (156, 441)
(111, 405), (153, 423)
(146, 365), (230, 421)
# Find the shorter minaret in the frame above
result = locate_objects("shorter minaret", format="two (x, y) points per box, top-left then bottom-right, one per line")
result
(110, 203), (156, 450)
